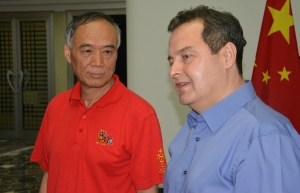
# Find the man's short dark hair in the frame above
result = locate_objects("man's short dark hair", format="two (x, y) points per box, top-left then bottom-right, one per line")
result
(65, 11), (121, 48)
(168, 5), (247, 76)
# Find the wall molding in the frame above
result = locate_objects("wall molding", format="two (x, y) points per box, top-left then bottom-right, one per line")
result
(0, 0), (125, 12)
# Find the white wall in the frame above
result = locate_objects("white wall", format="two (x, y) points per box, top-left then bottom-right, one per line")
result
(127, 0), (300, 162)
(2, 0), (298, 163)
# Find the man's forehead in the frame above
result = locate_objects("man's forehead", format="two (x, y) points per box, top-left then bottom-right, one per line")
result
(73, 21), (117, 42)
(75, 19), (116, 34)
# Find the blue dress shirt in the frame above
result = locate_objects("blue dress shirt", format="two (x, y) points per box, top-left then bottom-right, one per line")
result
(164, 81), (300, 193)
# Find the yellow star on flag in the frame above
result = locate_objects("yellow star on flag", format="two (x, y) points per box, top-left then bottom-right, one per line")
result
(262, 70), (271, 84)
(278, 66), (291, 81)
(268, 0), (294, 44)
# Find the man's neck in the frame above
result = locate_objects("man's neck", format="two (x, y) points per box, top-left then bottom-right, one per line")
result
(80, 78), (115, 108)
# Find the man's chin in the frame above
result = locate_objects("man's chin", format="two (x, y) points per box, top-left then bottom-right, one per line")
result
(179, 98), (189, 106)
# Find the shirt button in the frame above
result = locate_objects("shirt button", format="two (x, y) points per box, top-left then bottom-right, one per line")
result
(183, 170), (187, 175)
(82, 115), (86, 119)
(79, 129), (83, 133)
(196, 137), (200, 142)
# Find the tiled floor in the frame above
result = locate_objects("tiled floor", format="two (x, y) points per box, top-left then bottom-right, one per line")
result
(0, 139), (164, 193)
(0, 140), (43, 193)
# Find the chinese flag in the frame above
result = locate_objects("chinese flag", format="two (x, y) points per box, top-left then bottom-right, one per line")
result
(252, 0), (300, 133)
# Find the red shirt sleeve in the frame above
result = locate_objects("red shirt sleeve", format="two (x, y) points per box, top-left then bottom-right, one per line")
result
(130, 113), (167, 190)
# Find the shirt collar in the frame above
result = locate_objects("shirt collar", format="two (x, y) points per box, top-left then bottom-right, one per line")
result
(187, 81), (256, 133)
(69, 74), (125, 107)
(187, 110), (205, 129)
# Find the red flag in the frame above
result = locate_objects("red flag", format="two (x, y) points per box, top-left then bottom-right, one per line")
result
(252, 0), (300, 133)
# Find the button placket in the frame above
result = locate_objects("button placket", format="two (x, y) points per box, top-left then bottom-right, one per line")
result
(80, 114), (87, 133)
(72, 107), (89, 150)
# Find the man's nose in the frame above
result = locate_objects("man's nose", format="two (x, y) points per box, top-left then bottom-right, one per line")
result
(169, 60), (181, 78)
(91, 51), (104, 67)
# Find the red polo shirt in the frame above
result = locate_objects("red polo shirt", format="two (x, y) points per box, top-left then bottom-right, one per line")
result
(31, 75), (166, 193)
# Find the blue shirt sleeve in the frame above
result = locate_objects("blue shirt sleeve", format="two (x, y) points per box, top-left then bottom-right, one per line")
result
(235, 132), (300, 193)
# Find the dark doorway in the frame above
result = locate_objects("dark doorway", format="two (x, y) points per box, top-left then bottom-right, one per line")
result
(111, 14), (127, 86)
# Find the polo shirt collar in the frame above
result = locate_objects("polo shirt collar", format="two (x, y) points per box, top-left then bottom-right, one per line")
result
(187, 81), (256, 133)
(69, 74), (125, 107)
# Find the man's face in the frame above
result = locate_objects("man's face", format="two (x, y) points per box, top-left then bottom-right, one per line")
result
(168, 20), (227, 113)
(64, 19), (118, 90)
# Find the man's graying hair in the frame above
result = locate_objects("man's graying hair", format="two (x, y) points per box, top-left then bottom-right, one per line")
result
(65, 11), (121, 48)
(168, 5), (247, 76)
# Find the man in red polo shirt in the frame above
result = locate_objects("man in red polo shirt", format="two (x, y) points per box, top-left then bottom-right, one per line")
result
(30, 11), (166, 193)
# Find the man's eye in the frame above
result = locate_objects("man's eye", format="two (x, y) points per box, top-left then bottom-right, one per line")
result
(103, 50), (112, 54)
(84, 50), (91, 53)
(183, 54), (190, 59)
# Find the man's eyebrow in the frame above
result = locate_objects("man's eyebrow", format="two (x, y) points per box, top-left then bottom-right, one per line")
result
(79, 44), (116, 49)
(79, 43), (92, 48)
(178, 46), (194, 53)
(168, 46), (195, 61)
(103, 44), (116, 49)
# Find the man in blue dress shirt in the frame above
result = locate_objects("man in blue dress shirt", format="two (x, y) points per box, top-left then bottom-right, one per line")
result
(165, 5), (300, 193)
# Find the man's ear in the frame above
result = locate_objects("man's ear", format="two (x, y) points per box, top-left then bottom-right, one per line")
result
(64, 43), (71, 63)
(223, 42), (237, 69)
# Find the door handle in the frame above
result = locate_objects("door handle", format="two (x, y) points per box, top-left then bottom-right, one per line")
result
(6, 70), (17, 93)
(6, 70), (25, 93)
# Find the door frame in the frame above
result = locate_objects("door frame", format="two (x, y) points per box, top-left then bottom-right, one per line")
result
(0, 12), (55, 139)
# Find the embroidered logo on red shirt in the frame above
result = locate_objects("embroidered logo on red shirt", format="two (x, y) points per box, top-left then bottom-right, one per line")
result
(96, 130), (113, 146)
(157, 148), (167, 173)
